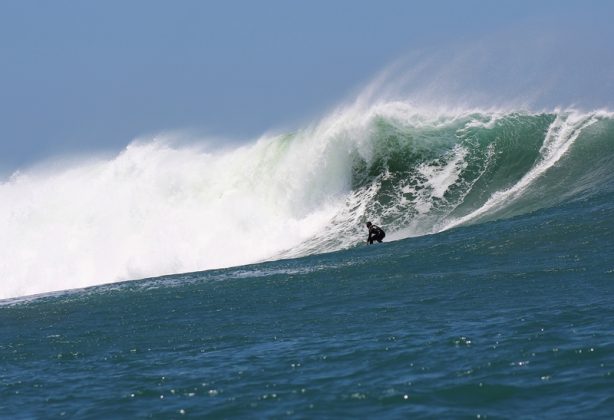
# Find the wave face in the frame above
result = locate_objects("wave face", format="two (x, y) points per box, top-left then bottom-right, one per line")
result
(1, 103), (613, 299)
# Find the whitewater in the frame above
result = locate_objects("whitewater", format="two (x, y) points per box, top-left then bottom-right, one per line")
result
(1, 101), (613, 300)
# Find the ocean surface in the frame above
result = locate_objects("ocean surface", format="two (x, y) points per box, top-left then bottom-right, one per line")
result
(1, 104), (614, 417)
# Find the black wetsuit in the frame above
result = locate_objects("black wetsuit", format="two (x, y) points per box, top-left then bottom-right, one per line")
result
(367, 225), (386, 244)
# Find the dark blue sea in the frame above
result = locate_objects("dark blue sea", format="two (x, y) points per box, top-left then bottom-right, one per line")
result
(1, 109), (614, 417)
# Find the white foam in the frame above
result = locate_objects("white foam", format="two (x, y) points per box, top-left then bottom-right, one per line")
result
(419, 146), (468, 200)
(0, 132), (355, 299)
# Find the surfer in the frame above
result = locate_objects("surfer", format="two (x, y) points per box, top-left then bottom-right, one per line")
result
(366, 222), (385, 244)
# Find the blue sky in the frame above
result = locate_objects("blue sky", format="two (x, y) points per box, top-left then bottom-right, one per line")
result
(1, 0), (613, 172)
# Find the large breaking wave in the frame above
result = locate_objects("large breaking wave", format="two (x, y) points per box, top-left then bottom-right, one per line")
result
(2, 102), (613, 299)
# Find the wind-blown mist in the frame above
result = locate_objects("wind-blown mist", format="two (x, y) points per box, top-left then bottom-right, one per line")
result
(377, 26), (614, 110)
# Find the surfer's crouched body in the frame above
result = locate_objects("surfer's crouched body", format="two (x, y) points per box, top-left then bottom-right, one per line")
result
(366, 221), (385, 244)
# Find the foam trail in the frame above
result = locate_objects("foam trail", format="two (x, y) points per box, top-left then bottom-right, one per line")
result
(438, 112), (600, 231)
